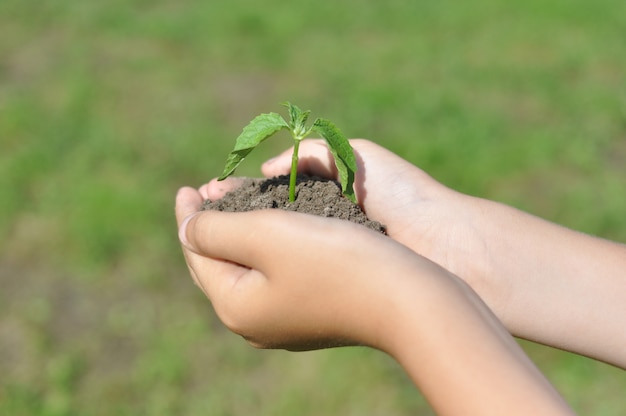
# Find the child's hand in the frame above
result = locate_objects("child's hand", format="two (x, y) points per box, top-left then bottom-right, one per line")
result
(175, 186), (573, 415)
(175, 186), (415, 351)
(205, 139), (496, 313)
(206, 139), (626, 368)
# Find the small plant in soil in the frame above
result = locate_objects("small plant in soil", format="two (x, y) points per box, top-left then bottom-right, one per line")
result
(218, 102), (358, 203)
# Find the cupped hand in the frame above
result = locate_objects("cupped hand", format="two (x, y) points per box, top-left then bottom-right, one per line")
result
(203, 139), (496, 311)
(175, 186), (424, 352)
(175, 186), (574, 415)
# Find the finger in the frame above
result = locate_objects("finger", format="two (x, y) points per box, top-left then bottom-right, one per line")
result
(175, 187), (203, 226)
(175, 188), (253, 296)
(192, 252), (255, 300)
(181, 209), (280, 265)
(200, 177), (247, 201)
(175, 187), (205, 289)
(178, 209), (273, 314)
(261, 139), (338, 179)
(183, 238), (262, 314)
(180, 209), (336, 270)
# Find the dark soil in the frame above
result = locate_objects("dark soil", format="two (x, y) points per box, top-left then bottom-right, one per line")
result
(202, 175), (386, 234)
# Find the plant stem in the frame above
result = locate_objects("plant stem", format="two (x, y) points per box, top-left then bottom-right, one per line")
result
(289, 140), (300, 202)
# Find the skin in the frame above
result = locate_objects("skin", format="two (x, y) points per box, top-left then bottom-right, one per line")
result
(176, 138), (624, 413)
(207, 139), (626, 368)
(176, 195), (572, 415)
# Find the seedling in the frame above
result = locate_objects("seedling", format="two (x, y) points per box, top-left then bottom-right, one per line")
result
(218, 102), (358, 203)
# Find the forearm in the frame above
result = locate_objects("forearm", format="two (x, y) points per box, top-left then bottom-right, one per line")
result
(382, 262), (573, 415)
(473, 197), (626, 367)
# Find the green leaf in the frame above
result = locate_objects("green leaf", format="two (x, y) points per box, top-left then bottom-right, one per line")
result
(282, 102), (311, 139)
(218, 112), (289, 180)
(311, 118), (358, 203)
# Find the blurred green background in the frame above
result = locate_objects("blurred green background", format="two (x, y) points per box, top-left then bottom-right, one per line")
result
(1, 0), (625, 414)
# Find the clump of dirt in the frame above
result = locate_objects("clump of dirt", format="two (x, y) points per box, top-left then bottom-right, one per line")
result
(202, 175), (386, 234)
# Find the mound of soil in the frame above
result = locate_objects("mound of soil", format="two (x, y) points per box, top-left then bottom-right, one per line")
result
(201, 175), (386, 234)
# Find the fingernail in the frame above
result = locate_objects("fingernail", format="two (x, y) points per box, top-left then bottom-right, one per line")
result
(263, 157), (277, 166)
(178, 212), (199, 249)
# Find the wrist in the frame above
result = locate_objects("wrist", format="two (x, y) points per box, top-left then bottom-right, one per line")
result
(454, 195), (515, 323)
(368, 255), (470, 357)
(411, 192), (510, 321)
(373, 258), (574, 415)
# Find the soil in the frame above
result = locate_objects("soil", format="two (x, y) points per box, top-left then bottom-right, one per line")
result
(201, 175), (386, 234)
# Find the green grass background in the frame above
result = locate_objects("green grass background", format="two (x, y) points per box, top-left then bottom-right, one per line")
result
(1, 0), (625, 414)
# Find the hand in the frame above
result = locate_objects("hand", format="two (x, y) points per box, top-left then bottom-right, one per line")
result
(205, 139), (498, 316)
(175, 186), (573, 415)
(205, 139), (626, 368)
(175, 185), (420, 351)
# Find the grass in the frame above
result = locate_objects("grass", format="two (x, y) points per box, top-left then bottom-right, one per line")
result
(1, 0), (625, 414)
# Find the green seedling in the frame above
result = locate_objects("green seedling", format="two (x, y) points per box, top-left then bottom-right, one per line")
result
(218, 102), (358, 203)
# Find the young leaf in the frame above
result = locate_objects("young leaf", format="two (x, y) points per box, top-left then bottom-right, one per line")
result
(282, 102), (310, 139)
(311, 118), (358, 203)
(218, 112), (289, 180)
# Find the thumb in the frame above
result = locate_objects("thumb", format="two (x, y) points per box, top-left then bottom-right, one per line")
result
(178, 209), (297, 268)
(178, 209), (358, 273)
(175, 186), (203, 226)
